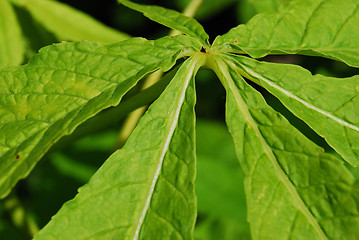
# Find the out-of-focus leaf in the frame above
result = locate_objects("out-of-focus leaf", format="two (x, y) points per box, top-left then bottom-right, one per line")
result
(195, 120), (247, 221)
(0, 0), (24, 67)
(195, 120), (250, 239)
(238, 0), (291, 23)
(11, 0), (129, 44)
(10, 4), (58, 60)
(195, 216), (251, 240)
(175, 0), (237, 20)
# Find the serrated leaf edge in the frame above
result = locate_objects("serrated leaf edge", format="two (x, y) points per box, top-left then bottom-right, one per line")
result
(212, 56), (328, 240)
(132, 53), (204, 239)
(232, 58), (359, 166)
(241, 64), (359, 132)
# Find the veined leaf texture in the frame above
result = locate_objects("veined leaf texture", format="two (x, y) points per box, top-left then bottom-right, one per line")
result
(0, 0), (358, 239)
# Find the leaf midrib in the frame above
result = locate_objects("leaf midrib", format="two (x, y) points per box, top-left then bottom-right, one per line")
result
(217, 45), (359, 53)
(132, 55), (200, 240)
(240, 64), (359, 133)
(218, 58), (327, 240)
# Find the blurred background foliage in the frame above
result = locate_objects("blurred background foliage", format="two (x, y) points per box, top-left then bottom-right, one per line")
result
(1, 0), (359, 239)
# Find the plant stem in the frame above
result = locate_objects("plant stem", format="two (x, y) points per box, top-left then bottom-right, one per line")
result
(115, 0), (204, 148)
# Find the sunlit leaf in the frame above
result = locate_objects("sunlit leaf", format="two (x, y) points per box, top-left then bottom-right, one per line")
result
(211, 56), (359, 239)
(118, 0), (209, 46)
(214, 0), (359, 67)
(227, 54), (359, 166)
(0, 0), (24, 67)
(34, 53), (205, 240)
(10, 0), (129, 44)
(0, 35), (201, 199)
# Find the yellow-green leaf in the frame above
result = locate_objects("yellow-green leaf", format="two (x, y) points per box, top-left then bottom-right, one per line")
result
(229, 54), (359, 166)
(0, 0), (24, 67)
(214, 0), (359, 67)
(0, 35), (201, 199)
(12, 0), (129, 44)
(34, 53), (205, 240)
(118, 0), (209, 46)
(211, 56), (359, 239)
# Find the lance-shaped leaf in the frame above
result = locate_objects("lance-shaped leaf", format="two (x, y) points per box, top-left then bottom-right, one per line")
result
(118, 0), (209, 47)
(227, 54), (359, 166)
(9, 0), (129, 44)
(0, 35), (202, 199)
(34, 53), (205, 240)
(0, 0), (24, 67)
(210, 56), (359, 239)
(213, 0), (359, 67)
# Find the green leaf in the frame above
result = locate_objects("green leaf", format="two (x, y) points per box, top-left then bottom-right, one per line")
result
(195, 120), (250, 238)
(228, 54), (359, 166)
(11, 0), (129, 44)
(194, 216), (251, 240)
(175, 0), (237, 20)
(238, 0), (291, 23)
(195, 120), (246, 221)
(0, 35), (201, 199)
(118, 0), (209, 47)
(247, 0), (290, 12)
(210, 56), (359, 239)
(34, 53), (205, 240)
(213, 0), (359, 67)
(0, 0), (24, 67)
(11, 3), (58, 60)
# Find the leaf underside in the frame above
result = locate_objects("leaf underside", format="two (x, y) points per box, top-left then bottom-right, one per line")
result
(227, 54), (359, 166)
(211, 0), (359, 167)
(0, 35), (202, 199)
(1, 0), (359, 239)
(213, 57), (359, 240)
(34, 54), (204, 240)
